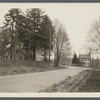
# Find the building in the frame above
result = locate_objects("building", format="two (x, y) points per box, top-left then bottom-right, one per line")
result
(66, 58), (72, 66)
(61, 56), (72, 66)
(3, 47), (28, 61)
(36, 49), (43, 61)
(79, 54), (91, 67)
(2, 42), (43, 61)
(2, 41), (55, 61)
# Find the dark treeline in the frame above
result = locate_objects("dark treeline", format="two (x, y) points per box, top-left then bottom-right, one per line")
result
(0, 8), (71, 67)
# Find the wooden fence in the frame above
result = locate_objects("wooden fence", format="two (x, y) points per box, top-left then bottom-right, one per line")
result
(0, 60), (49, 67)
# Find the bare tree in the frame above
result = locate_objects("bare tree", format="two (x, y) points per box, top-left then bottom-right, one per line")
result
(88, 18), (100, 53)
(53, 19), (71, 66)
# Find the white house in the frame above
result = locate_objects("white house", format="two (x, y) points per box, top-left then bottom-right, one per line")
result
(79, 54), (91, 67)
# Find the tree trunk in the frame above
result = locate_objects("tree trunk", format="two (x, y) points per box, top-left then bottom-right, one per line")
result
(54, 47), (60, 67)
(33, 47), (36, 61)
(54, 57), (60, 67)
(44, 48), (47, 61)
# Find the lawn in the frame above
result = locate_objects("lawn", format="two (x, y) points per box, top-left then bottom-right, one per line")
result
(0, 65), (66, 76)
(0, 60), (67, 76)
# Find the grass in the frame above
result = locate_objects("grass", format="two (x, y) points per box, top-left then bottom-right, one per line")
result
(0, 65), (67, 76)
(78, 69), (100, 92)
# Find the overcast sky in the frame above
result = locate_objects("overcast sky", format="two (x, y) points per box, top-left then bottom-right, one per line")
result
(0, 3), (100, 54)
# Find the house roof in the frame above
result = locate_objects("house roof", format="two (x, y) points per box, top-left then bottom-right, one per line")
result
(79, 54), (91, 58)
(61, 57), (72, 62)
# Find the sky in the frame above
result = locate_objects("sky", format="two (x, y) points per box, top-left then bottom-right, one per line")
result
(0, 3), (100, 55)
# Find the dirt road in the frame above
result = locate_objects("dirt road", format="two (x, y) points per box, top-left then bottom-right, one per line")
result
(0, 66), (90, 92)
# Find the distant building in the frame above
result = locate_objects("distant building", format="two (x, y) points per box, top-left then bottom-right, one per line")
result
(36, 49), (44, 61)
(66, 58), (72, 66)
(3, 47), (28, 61)
(2, 42), (43, 61)
(41, 51), (55, 61)
(46, 51), (55, 61)
(2, 42), (55, 62)
(61, 57), (72, 66)
(79, 54), (91, 67)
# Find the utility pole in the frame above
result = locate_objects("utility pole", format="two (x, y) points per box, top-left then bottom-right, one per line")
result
(14, 14), (18, 60)
(29, 33), (31, 60)
(10, 22), (13, 60)
(49, 28), (51, 67)
(15, 21), (18, 60)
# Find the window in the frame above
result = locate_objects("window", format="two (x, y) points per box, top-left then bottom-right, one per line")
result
(19, 57), (22, 60)
(87, 59), (89, 61)
(16, 50), (18, 54)
(85, 59), (87, 61)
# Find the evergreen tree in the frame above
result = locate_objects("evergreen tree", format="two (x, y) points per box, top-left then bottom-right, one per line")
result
(25, 9), (54, 60)
(0, 9), (22, 59)
(0, 8), (55, 60)
(40, 15), (54, 61)
(72, 53), (78, 65)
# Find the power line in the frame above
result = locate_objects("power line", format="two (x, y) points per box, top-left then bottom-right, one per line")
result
(16, 24), (47, 40)
(4, 13), (48, 40)
(16, 14), (47, 40)
(16, 24), (48, 60)
(2, 22), (47, 40)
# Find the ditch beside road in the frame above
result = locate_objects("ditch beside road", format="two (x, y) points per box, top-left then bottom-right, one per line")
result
(41, 68), (100, 92)
(78, 69), (100, 92)
(40, 68), (92, 92)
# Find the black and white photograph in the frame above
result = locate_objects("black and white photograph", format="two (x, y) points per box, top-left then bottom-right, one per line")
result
(0, 3), (100, 96)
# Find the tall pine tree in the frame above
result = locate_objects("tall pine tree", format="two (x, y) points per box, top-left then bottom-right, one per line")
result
(72, 53), (78, 65)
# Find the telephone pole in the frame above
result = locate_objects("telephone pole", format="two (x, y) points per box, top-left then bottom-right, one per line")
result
(49, 28), (51, 67)
(11, 22), (13, 60)
(29, 33), (31, 60)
